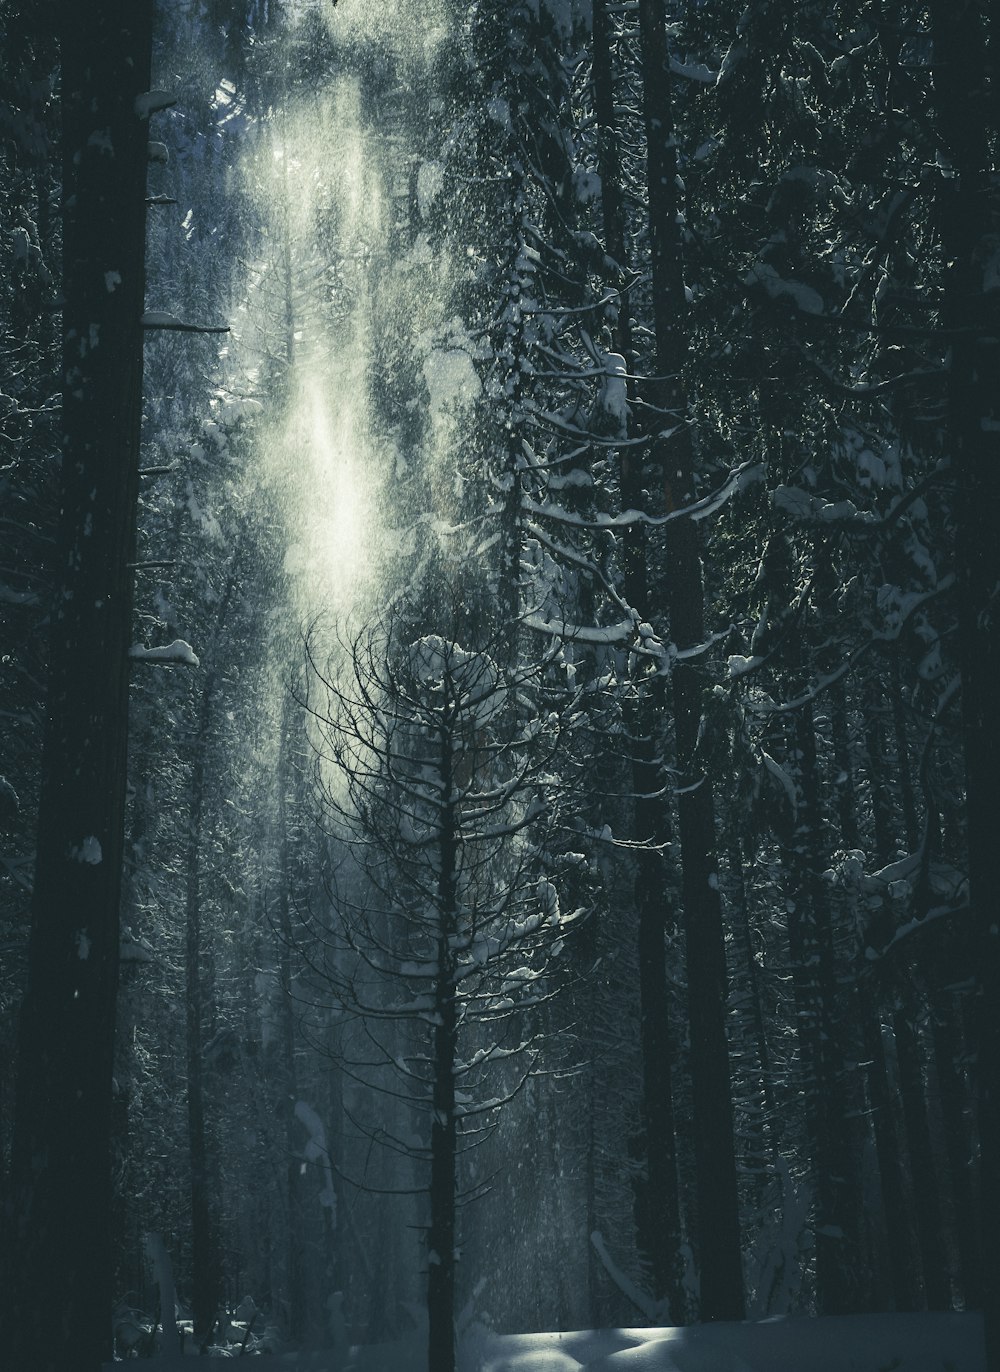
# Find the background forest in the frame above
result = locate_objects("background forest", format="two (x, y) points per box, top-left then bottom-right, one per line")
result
(1, 0), (998, 1369)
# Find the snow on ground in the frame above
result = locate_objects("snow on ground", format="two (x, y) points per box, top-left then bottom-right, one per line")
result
(458, 1315), (984, 1372)
(106, 1312), (986, 1368)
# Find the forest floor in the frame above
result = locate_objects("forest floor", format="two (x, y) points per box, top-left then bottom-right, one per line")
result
(117, 1311), (986, 1369)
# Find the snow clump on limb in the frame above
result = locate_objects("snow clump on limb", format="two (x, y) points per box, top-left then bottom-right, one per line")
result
(409, 636), (507, 727)
(70, 835), (103, 864)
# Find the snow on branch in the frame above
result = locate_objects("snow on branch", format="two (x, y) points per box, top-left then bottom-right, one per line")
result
(524, 460), (764, 531)
(744, 262), (826, 315)
(670, 56), (719, 83)
(732, 577), (955, 707)
(522, 613), (635, 645)
(0, 583), (41, 607)
(869, 900), (969, 959)
(772, 484), (878, 525)
(141, 310), (229, 335)
(129, 639), (200, 667)
(135, 90), (177, 119)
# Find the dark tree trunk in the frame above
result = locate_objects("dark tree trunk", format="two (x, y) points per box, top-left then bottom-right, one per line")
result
(1, 5), (152, 1368)
(829, 680), (859, 851)
(858, 985), (918, 1311)
(634, 858), (685, 1320)
(276, 710), (307, 1342)
(892, 993), (950, 1308)
(729, 838), (779, 1159)
(861, 678), (920, 1310)
(592, 0), (634, 376)
(867, 660), (951, 1311)
(636, 0), (744, 1322)
(183, 544), (243, 1346)
(927, 991), (982, 1310)
(593, 0), (686, 1319)
(186, 675), (223, 1346)
(427, 973), (458, 1372)
(781, 694), (861, 1314)
(932, 4), (1000, 1358)
(865, 685), (897, 866)
(888, 659), (920, 855)
(428, 726), (458, 1372)
(585, 1069), (601, 1324)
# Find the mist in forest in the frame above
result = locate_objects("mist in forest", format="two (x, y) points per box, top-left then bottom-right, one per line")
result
(237, 0), (475, 636)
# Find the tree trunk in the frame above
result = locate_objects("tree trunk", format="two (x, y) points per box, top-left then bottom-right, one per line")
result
(428, 727), (458, 1372)
(636, 0), (744, 1322)
(858, 984), (918, 1311)
(888, 658), (920, 855)
(781, 694), (861, 1314)
(931, 5), (1000, 1358)
(829, 680), (859, 851)
(634, 854), (686, 1320)
(592, 0), (635, 376)
(186, 675), (222, 1346)
(278, 807), (307, 1343)
(1, 4), (153, 1368)
(593, 0), (686, 1318)
(861, 676), (920, 1310)
(729, 838), (779, 1161)
(184, 549), (241, 1345)
(892, 994), (950, 1309)
(927, 993), (982, 1310)
(868, 666), (950, 1310)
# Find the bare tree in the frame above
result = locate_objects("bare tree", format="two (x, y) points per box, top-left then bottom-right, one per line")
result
(300, 605), (584, 1372)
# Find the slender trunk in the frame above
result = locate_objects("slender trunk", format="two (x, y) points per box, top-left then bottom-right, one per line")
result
(729, 839), (779, 1159)
(276, 702), (306, 1341)
(892, 995), (951, 1309)
(861, 674), (920, 1309)
(888, 658), (920, 854)
(635, 850), (685, 1319)
(428, 723), (458, 1372)
(427, 969), (457, 1372)
(185, 550), (241, 1345)
(187, 676), (221, 1345)
(2, 5), (153, 1368)
(728, 834), (789, 1271)
(592, 0), (635, 375)
(859, 985), (918, 1311)
(865, 689), (897, 866)
(499, 223), (528, 637)
(636, 0), (744, 1321)
(594, 0), (686, 1316)
(830, 680), (859, 851)
(932, 3), (1000, 1357)
(866, 676), (951, 1309)
(816, 611), (876, 1313)
(782, 695), (860, 1313)
(585, 1067), (601, 1324)
(274, 133), (308, 1338)
(326, 1024), (349, 1304)
(927, 997), (982, 1309)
